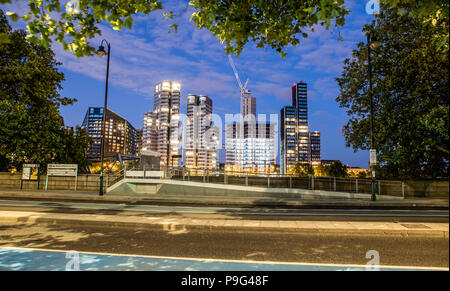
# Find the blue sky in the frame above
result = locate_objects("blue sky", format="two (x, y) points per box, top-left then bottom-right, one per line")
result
(1, 0), (377, 168)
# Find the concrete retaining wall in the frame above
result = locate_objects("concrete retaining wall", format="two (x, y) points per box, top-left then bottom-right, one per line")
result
(108, 178), (403, 200)
(176, 175), (448, 198)
(403, 180), (449, 198)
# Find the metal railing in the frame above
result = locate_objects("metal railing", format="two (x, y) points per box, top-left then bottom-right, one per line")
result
(169, 168), (405, 197)
(106, 170), (125, 188)
(104, 166), (406, 197)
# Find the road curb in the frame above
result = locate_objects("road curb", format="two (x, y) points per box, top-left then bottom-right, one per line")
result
(1, 213), (448, 239)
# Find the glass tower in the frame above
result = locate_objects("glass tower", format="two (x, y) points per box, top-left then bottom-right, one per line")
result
(280, 81), (321, 175)
(82, 107), (138, 159)
(142, 81), (181, 167)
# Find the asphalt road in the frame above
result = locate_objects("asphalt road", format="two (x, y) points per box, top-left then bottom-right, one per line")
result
(0, 198), (448, 269)
(0, 199), (448, 222)
(0, 221), (448, 268)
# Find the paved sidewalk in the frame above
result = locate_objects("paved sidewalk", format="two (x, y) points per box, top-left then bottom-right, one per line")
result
(0, 210), (448, 238)
(0, 189), (448, 209)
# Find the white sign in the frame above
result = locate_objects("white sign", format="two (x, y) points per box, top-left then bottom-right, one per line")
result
(370, 149), (377, 166)
(47, 164), (78, 177)
(21, 164), (40, 181)
(22, 167), (31, 180)
(46, 164), (78, 191)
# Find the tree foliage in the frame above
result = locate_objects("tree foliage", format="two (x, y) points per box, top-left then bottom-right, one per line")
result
(57, 126), (92, 171)
(326, 161), (348, 178)
(0, 0), (447, 57)
(336, 5), (449, 179)
(190, 0), (348, 57)
(0, 9), (90, 171)
(312, 161), (348, 178)
(0, 0), (163, 57)
(1, 0), (349, 58)
(293, 163), (314, 177)
(386, 0), (448, 51)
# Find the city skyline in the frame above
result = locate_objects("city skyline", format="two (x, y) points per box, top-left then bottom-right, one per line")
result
(0, 0), (375, 168)
(0, 1), (447, 274)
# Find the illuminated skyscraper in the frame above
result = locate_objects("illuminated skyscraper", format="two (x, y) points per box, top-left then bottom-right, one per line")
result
(82, 107), (138, 159)
(185, 94), (219, 170)
(225, 121), (276, 173)
(142, 81), (181, 167)
(225, 92), (276, 174)
(280, 81), (321, 175)
(309, 131), (321, 165)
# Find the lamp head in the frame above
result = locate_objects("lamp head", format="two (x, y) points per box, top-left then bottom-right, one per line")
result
(96, 45), (108, 57)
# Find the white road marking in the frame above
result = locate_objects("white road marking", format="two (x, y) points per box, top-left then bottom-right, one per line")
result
(1, 246), (448, 271)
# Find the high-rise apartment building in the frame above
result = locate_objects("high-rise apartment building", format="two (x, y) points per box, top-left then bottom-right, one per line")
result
(225, 92), (276, 173)
(280, 81), (321, 175)
(280, 106), (297, 174)
(185, 94), (219, 170)
(309, 131), (321, 165)
(225, 121), (276, 173)
(82, 107), (138, 159)
(142, 81), (181, 167)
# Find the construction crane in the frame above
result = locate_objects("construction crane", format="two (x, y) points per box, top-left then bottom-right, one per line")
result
(227, 55), (251, 102)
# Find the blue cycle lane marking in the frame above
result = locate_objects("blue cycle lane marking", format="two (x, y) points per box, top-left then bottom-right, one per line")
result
(0, 247), (442, 271)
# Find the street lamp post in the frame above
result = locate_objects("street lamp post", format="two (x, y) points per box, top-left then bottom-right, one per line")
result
(367, 34), (382, 201)
(97, 39), (111, 196)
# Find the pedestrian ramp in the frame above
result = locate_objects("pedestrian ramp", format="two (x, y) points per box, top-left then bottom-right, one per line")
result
(106, 177), (403, 201)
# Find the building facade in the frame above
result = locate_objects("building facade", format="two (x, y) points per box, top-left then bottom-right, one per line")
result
(225, 121), (276, 173)
(135, 129), (143, 155)
(241, 96), (256, 119)
(280, 81), (321, 175)
(226, 88), (277, 174)
(309, 131), (321, 165)
(142, 81), (181, 167)
(82, 107), (138, 159)
(225, 89), (277, 174)
(185, 94), (219, 170)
